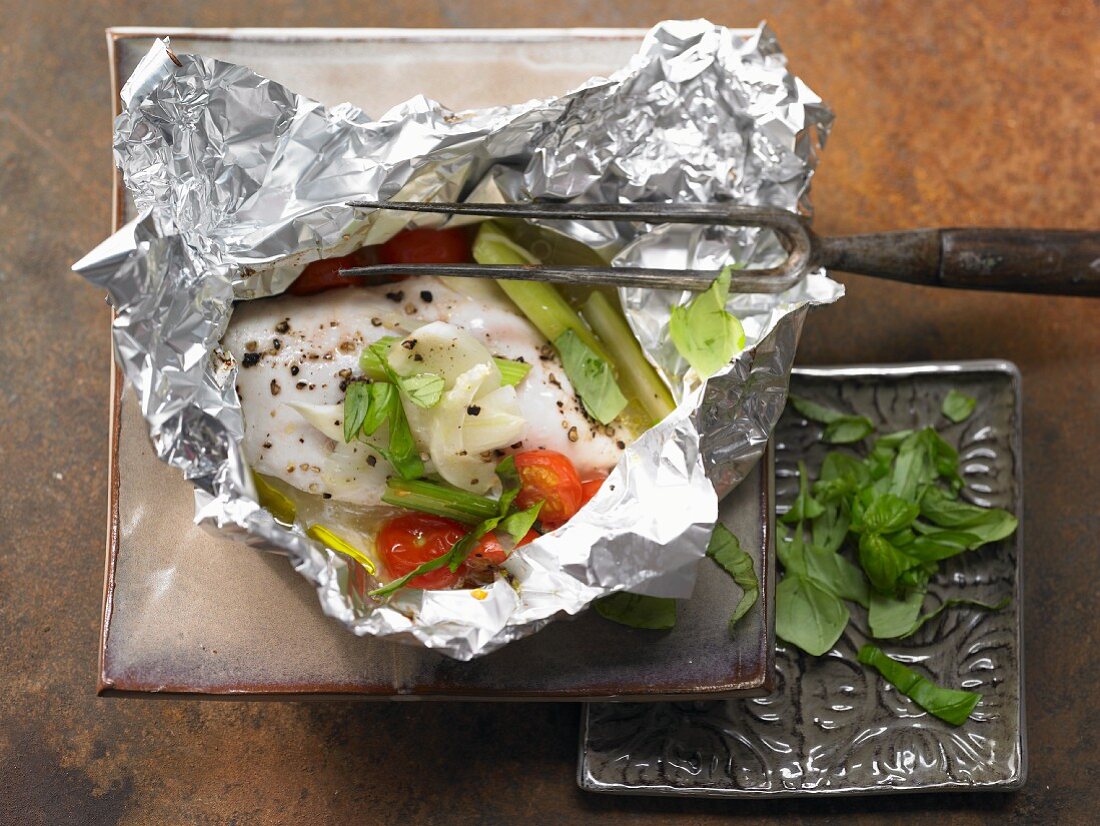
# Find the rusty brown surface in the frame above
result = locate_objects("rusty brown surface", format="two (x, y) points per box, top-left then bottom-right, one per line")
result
(1, 1), (1097, 824)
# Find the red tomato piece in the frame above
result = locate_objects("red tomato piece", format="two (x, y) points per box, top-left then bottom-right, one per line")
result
(287, 255), (357, 296)
(516, 530), (540, 547)
(379, 227), (472, 265)
(514, 450), (583, 528)
(465, 533), (509, 572)
(376, 513), (468, 590)
(287, 247), (380, 295)
(580, 476), (606, 507)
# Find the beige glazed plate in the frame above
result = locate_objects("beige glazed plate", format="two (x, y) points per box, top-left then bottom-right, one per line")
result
(99, 27), (776, 700)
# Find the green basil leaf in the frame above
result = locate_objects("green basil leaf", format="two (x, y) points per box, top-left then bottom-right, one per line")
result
(706, 523), (759, 632)
(776, 575), (849, 656)
(804, 545), (870, 608)
(788, 395), (845, 424)
(781, 461), (826, 524)
(919, 488), (1018, 545)
(857, 644), (982, 725)
(811, 502), (850, 554)
(899, 596), (1010, 639)
(868, 587), (927, 639)
(370, 547), (456, 597)
(594, 593), (677, 630)
(874, 429), (915, 450)
(342, 380), (372, 443)
(380, 397), (424, 481)
(669, 266), (746, 378)
(889, 430), (938, 501)
(822, 415), (875, 444)
(942, 389), (977, 423)
(494, 455), (522, 517)
(361, 382), (398, 437)
(854, 493), (920, 534)
(906, 530), (984, 562)
(498, 502), (543, 544)
(858, 532), (919, 594)
(554, 329), (628, 425)
(776, 524), (806, 575)
(398, 373), (445, 408)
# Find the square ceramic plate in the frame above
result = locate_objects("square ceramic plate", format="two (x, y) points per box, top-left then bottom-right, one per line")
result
(99, 27), (775, 700)
(580, 361), (1025, 795)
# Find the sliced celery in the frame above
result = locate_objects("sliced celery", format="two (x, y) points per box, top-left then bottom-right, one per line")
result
(494, 357), (531, 387)
(582, 291), (675, 425)
(472, 222), (610, 361)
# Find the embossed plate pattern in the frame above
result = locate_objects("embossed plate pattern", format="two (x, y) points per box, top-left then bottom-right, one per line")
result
(580, 361), (1024, 796)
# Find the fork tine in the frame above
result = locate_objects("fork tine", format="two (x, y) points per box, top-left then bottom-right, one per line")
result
(347, 199), (791, 227)
(340, 262), (801, 293)
(343, 200), (813, 293)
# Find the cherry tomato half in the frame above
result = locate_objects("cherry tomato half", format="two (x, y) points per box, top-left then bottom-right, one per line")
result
(465, 533), (509, 573)
(379, 227), (472, 265)
(514, 450), (583, 528)
(287, 247), (380, 296)
(580, 477), (606, 508)
(377, 513), (469, 590)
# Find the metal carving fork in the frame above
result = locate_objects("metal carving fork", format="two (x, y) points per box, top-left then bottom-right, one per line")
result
(344, 200), (1100, 296)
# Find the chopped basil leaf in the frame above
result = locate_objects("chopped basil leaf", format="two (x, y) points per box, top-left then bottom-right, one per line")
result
(868, 587), (926, 638)
(942, 389), (977, 423)
(706, 523), (759, 632)
(342, 381), (371, 443)
(594, 593), (677, 630)
(360, 382), (397, 438)
(499, 501), (543, 544)
(668, 266), (746, 378)
(399, 372), (445, 408)
(554, 329), (628, 425)
(781, 461), (826, 524)
(822, 415), (875, 444)
(788, 395), (847, 424)
(788, 396), (874, 443)
(776, 574), (849, 656)
(898, 595), (1009, 639)
(857, 644), (982, 725)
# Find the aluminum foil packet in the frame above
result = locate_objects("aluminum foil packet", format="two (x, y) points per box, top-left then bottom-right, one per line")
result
(74, 19), (842, 659)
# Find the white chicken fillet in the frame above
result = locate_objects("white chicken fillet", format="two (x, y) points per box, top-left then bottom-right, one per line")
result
(222, 276), (626, 508)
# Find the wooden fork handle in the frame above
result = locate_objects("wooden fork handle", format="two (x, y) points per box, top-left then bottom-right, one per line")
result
(814, 228), (1100, 296)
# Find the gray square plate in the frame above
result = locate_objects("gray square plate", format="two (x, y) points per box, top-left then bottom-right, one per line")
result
(580, 360), (1025, 796)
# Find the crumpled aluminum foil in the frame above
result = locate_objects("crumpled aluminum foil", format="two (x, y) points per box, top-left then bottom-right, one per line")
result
(74, 19), (842, 659)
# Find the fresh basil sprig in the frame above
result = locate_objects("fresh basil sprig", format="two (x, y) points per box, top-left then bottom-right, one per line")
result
(857, 644), (982, 726)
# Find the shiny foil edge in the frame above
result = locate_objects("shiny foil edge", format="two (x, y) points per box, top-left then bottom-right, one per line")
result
(74, 20), (840, 659)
